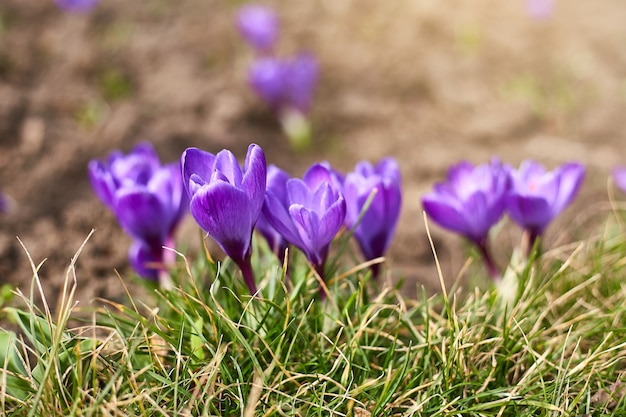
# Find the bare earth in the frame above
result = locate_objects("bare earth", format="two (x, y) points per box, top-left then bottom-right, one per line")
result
(1, 0), (626, 306)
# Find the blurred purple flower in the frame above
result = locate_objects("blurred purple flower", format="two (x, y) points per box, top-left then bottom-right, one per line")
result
(344, 158), (402, 278)
(255, 164), (290, 259)
(237, 4), (279, 52)
(526, 0), (554, 19)
(0, 192), (8, 213)
(182, 144), (266, 294)
(249, 53), (319, 114)
(55, 0), (98, 13)
(506, 161), (584, 249)
(422, 159), (509, 280)
(262, 163), (346, 295)
(88, 143), (188, 281)
(613, 166), (626, 193)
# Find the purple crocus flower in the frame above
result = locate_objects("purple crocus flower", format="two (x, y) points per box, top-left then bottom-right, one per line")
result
(613, 166), (626, 193)
(88, 143), (188, 282)
(262, 163), (346, 297)
(55, 0), (98, 13)
(505, 161), (585, 252)
(344, 158), (402, 278)
(236, 4), (279, 52)
(255, 164), (290, 259)
(248, 53), (319, 115)
(422, 159), (509, 280)
(181, 144), (266, 295)
(0, 192), (9, 213)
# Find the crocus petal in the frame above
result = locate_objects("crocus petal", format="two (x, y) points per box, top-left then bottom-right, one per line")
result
(553, 163), (585, 214)
(286, 53), (319, 113)
(289, 204), (321, 263)
(242, 144), (267, 219)
(214, 149), (244, 187)
(422, 195), (469, 236)
(317, 196), (346, 251)
(249, 58), (287, 109)
(302, 164), (333, 191)
(190, 182), (254, 262)
(88, 160), (117, 210)
(506, 194), (553, 232)
(181, 148), (216, 197)
(262, 191), (304, 248)
(115, 188), (168, 244)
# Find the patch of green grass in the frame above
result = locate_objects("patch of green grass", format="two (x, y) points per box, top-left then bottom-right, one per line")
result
(2, 217), (626, 415)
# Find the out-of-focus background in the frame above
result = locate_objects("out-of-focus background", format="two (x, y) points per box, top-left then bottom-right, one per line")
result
(1, 0), (625, 304)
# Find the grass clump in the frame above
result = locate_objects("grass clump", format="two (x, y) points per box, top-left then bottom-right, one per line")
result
(1, 222), (626, 416)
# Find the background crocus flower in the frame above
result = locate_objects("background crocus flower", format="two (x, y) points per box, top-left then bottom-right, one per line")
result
(613, 166), (626, 193)
(55, 0), (99, 13)
(344, 158), (402, 278)
(526, 0), (554, 19)
(182, 144), (266, 295)
(255, 164), (290, 259)
(422, 159), (509, 280)
(237, 4), (279, 53)
(505, 161), (585, 253)
(262, 163), (346, 296)
(88, 143), (188, 282)
(0, 192), (9, 213)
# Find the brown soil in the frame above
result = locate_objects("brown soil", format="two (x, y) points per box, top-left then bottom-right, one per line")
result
(1, 0), (625, 307)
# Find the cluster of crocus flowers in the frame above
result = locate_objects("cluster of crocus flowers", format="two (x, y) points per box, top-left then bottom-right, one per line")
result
(88, 143), (188, 284)
(422, 159), (584, 281)
(237, 4), (319, 150)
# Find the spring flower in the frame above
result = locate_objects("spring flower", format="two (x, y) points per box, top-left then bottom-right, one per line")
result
(248, 53), (319, 149)
(88, 143), (188, 282)
(613, 167), (626, 193)
(55, 0), (99, 12)
(237, 4), (279, 52)
(422, 159), (509, 280)
(0, 192), (9, 213)
(255, 164), (290, 259)
(343, 158), (402, 278)
(505, 161), (585, 252)
(181, 144), (266, 295)
(262, 163), (346, 296)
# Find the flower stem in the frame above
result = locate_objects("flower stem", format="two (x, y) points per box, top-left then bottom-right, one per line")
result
(236, 255), (258, 296)
(315, 262), (328, 301)
(476, 241), (501, 281)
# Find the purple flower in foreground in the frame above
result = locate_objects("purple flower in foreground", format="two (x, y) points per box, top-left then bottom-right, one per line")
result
(88, 143), (188, 281)
(262, 163), (346, 296)
(256, 164), (290, 259)
(344, 158), (402, 278)
(506, 161), (585, 251)
(237, 4), (279, 52)
(526, 0), (554, 19)
(182, 144), (266, 294)
(249, 53), (319, 115)
(613, 167), (626, 193)
(55, 0), (98, 13)
(422, 159), (509, 280)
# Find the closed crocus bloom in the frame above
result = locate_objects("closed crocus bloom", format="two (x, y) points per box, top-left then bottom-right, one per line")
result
(263, 163), (346, 293)
(182, 144), (266, 294)
(422, 159), (509, 280)
(249, 57), (288, 111)
(613, 167), (626, 193)
(344, 158), (402, 278)
(255, 164), (290, 258)
(506, 161), (585, 248)
(236, 4), (279, 52)
(285, 53), (318, 114)
(88, 143), (188, 282)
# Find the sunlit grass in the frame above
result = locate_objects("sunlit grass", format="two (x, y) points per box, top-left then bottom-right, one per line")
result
(2, 215), (626, 416)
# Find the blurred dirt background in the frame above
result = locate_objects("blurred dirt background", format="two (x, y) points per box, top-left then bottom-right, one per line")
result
(1, 0), (626, 307)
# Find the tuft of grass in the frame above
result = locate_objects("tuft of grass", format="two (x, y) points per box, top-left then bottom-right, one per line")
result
(2, 217), (626, 416)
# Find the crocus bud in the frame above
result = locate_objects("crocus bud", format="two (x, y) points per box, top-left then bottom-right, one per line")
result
(237, 4), (279, 52)
(344, 158), (402, 278)
(182, 144), (267, 294)
(88, 142), (188, 282)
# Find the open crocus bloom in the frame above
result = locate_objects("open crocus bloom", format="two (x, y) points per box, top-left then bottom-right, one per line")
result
(88, 143), (188, 281)
(343, 158), (402, 277)
(236, 4), (279, 52)
(505, 161), (585, 241)
(181, 144), (266, 294)
(262, 163), (346, 284)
